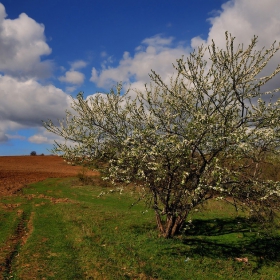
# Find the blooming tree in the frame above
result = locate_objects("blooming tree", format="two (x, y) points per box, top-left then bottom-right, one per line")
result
(44, 33), (280, 238)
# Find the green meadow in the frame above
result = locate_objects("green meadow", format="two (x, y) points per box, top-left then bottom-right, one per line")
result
(0, 177), (280, 279)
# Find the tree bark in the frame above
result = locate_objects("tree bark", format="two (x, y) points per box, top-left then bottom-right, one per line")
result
(170, 214), (187, 237)
(155, 212), (188, 238)
(163, 215), (176, 238)
(155, 212), (165, 234)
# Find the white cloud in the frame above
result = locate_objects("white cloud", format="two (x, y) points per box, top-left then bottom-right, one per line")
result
(0, 75), (71, 129)
(28, 134), (48, 144)
(70, 60), (87, 70)
(66, 85), (78, 93)
(59, 70), (85, 85)
(0, 3), (72, 146)
(141, 35), (174, 48)
(1, 0), (280, 150)
(28, 128), (68, 145)
(59, 60), (87, 89)
(90, 68), (99, 83)
(90, 1), (280, 94)
(192, 0), (280, 49)
(0, 3), (52, 79)
(90, 35), (191, 90)
(191, 0), (280, 92)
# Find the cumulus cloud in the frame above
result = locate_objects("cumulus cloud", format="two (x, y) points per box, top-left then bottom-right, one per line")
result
(0, 3), (72, 147)
(199, 0), (280, 48)
(190, 0), (280, 57)
(191, 0), (280, 93)
(90, 35), (191, 90)
(59, 60), (87, 87)
(0, 3), (52, 79)
(70, 60), (87, 70)
(59, 70), (85, 85)
(28, 134), (48, 144)
(0, 75), (71, 128)
(28, 128), (67, 145)
(90, 0), (280, 94)
(2, 0), (280, 151)
(65, 85), (78, 93)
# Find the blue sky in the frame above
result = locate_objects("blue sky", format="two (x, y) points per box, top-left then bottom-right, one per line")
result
(0, 0), (280, 155)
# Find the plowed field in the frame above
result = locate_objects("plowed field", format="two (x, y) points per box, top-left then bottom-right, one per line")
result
(0, 156), (98, 197)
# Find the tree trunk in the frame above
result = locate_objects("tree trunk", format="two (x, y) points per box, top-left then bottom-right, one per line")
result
(155, 212), (188, 238)
(155, 212), (165, 234)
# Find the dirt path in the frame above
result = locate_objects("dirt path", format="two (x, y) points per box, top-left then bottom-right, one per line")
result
(0, 156), (98, 197)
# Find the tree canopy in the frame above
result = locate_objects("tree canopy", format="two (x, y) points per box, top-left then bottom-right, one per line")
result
(44, 33), (280, 238)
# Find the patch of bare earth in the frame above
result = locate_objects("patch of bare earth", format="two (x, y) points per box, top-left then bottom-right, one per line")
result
(0, 210), (28, 278)
(0, 155), (98, 197)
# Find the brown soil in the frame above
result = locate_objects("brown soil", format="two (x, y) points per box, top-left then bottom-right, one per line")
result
(0, 155), (98, 197)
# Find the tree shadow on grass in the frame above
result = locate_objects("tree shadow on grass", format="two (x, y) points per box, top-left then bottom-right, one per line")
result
(177, 217), (280, 269)
(186, 216), (262, 236)
(130, 216), (280, 269)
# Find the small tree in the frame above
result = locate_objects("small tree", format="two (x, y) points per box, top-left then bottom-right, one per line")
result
(30, 151), (37, 156)
(44, 33), (280, 238)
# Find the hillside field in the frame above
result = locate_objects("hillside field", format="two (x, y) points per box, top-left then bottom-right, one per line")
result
(0, 157), (279, 279)
(0, 155), (97, 197)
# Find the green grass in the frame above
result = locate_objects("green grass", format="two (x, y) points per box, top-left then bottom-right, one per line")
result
(1, 177), (280, 279)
